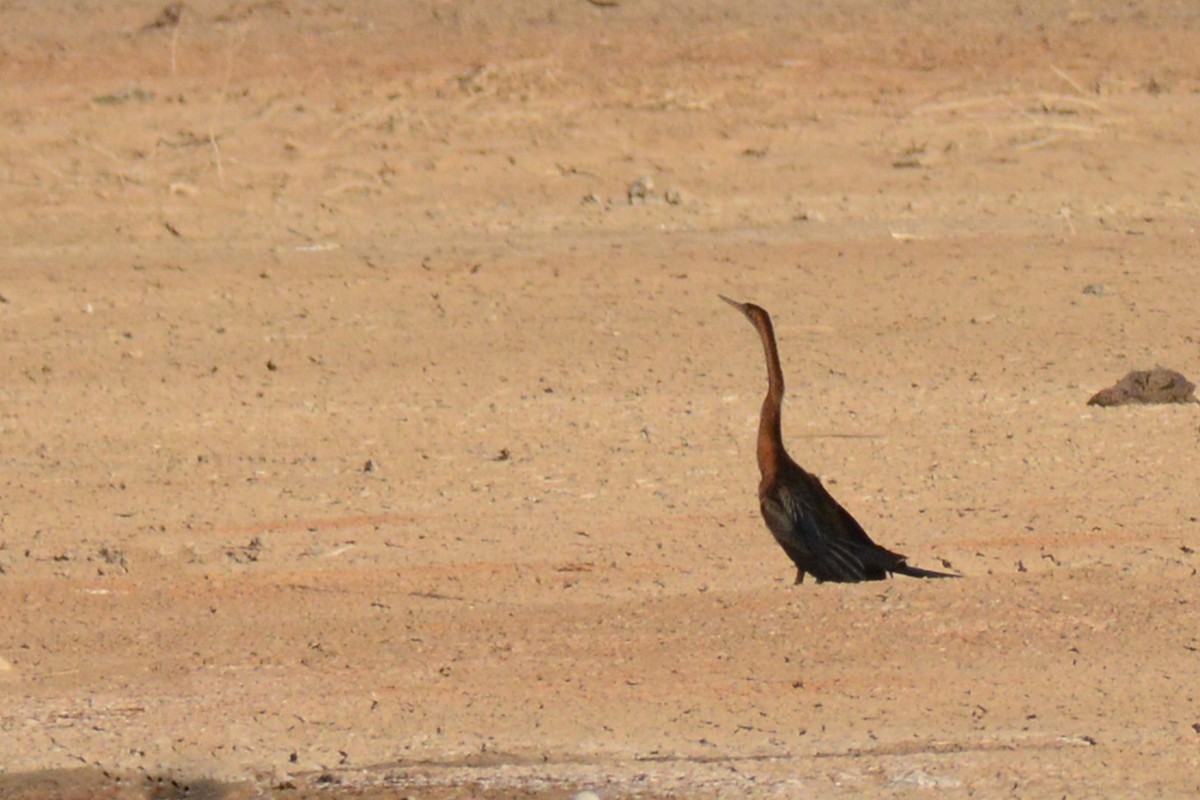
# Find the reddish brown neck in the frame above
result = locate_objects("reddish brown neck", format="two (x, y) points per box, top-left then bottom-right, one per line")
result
(752, 312), (787, 481)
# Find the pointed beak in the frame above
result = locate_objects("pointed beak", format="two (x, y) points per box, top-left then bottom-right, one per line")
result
(719, 294), (754, 323)
(718, 294), (745, 312)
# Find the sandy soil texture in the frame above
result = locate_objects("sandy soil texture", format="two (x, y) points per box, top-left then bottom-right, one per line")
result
(2, 1), (1200, 797)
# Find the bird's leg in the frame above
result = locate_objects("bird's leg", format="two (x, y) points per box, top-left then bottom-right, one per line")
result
(794, 568), (806, 585)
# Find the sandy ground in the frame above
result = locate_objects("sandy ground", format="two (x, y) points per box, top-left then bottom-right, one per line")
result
(2, 1), (1200, 797)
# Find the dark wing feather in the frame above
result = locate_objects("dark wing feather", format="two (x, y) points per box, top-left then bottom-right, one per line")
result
(805, 472), (888, 550)
(761, 494), (807, 555)
(760, 466), (960, 583)
(764, 484), (873, 583)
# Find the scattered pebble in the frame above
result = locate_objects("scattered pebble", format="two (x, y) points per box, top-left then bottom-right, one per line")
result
(227, 537), (264, 564)
(98, 546), (128, 573)
(627, 176), (654, 204)
(143, 2), (185, 30)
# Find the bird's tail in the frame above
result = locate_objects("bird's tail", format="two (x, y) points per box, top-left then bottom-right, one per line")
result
(892, 561), (962, 579)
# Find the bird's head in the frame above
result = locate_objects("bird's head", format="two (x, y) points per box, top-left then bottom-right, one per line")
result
(719, 294), (773, 330)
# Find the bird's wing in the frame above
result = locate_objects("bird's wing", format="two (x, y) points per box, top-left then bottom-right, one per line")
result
(766, 486), (869, 582)
(761, 493), (801, 547)
(761, 496), (811, 562)
(806, 473), (885, 550)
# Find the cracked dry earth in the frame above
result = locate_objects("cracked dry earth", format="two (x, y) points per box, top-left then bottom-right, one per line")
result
(2, 1), (1200, 798)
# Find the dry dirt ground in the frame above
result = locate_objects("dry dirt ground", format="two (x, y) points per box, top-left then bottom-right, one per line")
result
(2, 1), (1200, 798)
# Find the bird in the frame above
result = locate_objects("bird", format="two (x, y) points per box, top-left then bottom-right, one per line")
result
(719, 294), (958, 584)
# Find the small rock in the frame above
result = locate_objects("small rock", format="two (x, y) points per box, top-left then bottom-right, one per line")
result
(627, 176), (654, 204)
(143, 2), (185, 30)
(1088, 368), (1197, 407)
(98, 546), (128, 573)
(664, 187), (683, 205)
(1082, 283), (1107, 296)
(227, 537), (264, 564)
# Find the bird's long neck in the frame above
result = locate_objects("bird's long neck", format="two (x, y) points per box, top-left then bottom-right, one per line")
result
(753, 315), (787, 481)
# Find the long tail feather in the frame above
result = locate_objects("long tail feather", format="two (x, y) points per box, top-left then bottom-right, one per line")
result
(891, 562), (962, 579)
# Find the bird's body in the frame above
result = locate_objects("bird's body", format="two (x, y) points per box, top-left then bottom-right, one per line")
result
(720, 295), (957, 583)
